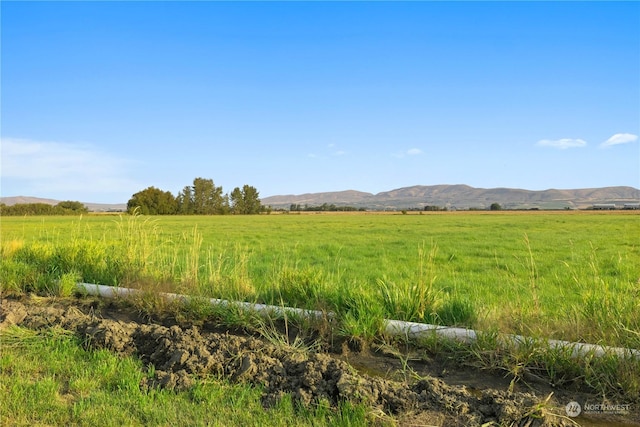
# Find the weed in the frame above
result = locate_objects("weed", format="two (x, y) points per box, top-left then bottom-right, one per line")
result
(336, 288), (385, 341)
(435, 296), (476, 327)
(524, 233), (540, 314)
(253, 312), (322, 354)
(379, 242), (441, 323)
(56, 270), (81, 297)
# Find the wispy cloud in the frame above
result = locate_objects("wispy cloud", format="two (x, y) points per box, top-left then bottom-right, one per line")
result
(1, 137), (139, 197)
(600, 133), (638, 148)
(393, 148), (423, 158)
(309, 144), (346, 159)
(536, 138), (587, 150)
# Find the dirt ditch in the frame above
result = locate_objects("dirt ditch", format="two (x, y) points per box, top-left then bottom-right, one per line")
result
(1, 295), (638, 426)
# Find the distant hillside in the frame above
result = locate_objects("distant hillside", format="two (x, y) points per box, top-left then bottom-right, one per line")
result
(261, 185), (640, 210)
(1, 196), (61, 206)
(0, 196), (126, 212)
(262, 190), (373, 206)
(3, 185), (639, 212)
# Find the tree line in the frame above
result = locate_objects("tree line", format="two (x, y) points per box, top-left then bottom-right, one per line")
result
(0, 201), (89, 216)
(127, 177), (266, 215)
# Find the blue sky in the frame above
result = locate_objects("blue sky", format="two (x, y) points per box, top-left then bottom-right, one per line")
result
(2, 1), (639, 203)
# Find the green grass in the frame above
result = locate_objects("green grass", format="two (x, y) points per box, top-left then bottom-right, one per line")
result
(1, 211), (639, 409)
(2, 212), (638, 347)
(0, 325), (371, 426)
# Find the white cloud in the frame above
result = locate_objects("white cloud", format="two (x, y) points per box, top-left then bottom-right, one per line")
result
(0, 137), (139, 196)
(393, 148), (424, 158)
(536, 138), (587, 149)
(600, 133), (638, 148)
(307, 144), (346, 159)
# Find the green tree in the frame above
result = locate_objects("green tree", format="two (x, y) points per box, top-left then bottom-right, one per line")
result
(0, 203), (55, 215)
(0, 202), (92, 216)
(230, 185), (262, 214)
(127, 187), (177, 215)
(490, 203), (502, 211)
(192, 177), (226, 215)
(230, 187), (244, 214)
(56, 201), (88, 213)
(176, 185), (194, 214)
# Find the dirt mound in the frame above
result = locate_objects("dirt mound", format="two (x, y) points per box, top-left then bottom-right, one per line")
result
(0, 297), (611, 426)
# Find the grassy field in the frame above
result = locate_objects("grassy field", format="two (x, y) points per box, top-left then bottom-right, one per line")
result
(2, 211), (640, 423)
(2, 211), (639, 346)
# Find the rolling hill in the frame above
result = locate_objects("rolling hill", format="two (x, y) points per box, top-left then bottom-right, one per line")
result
(0, 196), (126, 212)
(2, 185), (639, 212)
(261, 185), (640, 210)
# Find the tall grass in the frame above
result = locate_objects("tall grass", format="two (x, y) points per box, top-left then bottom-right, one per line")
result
(1, 212), (638, 348)
(1, 212), (639, 400)
(378, 243), (439, 322)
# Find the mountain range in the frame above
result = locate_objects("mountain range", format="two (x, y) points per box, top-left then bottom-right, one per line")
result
(2, 185), (639, 211)
(260, 185), (640, 210)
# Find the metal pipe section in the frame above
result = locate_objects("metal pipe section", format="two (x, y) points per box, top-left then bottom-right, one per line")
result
(76, 283), (640, 360)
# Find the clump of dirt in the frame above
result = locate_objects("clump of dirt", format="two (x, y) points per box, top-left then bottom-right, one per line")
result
(0, 296), (624, 426)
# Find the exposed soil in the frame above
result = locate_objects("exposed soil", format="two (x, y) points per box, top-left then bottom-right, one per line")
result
(2, 295), (638, 426)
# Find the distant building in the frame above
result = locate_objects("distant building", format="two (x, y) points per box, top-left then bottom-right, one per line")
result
(592, 204), (617, 210)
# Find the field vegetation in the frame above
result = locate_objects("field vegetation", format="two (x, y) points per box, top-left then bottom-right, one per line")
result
(2, 212), (638, 343)
(2, 210), (639, 421)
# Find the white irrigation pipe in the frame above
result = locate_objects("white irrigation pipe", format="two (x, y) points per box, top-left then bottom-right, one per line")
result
(383, 319), (640, 359)
(76, 283), (640, 361)
(76, 283), (327, 320)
